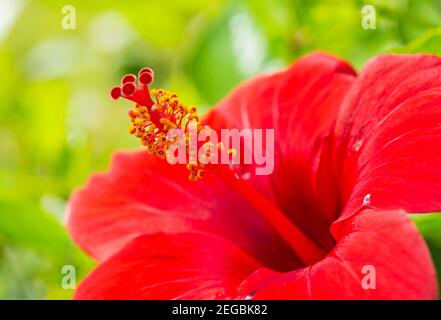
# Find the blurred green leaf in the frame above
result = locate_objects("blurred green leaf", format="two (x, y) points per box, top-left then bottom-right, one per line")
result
(412, 213), (441, 297)
(392, 27), (441, 55)
(0, 198), (94, 299)
(0, 199), (68, 255)
(187, 5), (247, 105)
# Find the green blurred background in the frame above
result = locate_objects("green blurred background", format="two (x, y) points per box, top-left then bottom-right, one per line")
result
(0, 0), (441, 299)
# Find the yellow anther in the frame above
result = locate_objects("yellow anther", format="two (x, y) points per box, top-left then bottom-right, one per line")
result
(170, 97), (178, 106)
(126, 87), (206, 181)
(188, 114), (200, 122)
(134, 117), (144, 125)
(128, 125), (136, 134)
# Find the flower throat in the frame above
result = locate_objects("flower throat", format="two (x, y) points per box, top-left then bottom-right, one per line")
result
(110, 67), (327, 265)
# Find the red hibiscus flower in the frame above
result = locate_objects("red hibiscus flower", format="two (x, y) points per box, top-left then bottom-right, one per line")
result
(67, 52), (440, 299)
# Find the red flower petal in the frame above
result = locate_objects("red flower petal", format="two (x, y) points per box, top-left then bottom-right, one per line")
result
(67, 53), (441, 300)
(243, 209), (438, 299)
(67, 151), (302, 270)
(204, 52), (356, 250)
(73, 232), (260, 299)
(74, 210), (437, 299)
(333, 54), (441, 232)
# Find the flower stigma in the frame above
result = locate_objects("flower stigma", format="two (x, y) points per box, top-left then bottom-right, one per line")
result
(110, 67), (231, 181)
